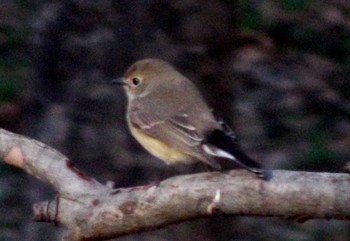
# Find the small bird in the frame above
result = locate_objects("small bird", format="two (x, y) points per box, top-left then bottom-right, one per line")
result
(113, 59), (264, 177)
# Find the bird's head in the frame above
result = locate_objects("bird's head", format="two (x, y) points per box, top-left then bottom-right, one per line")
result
(113, 58), (182, 100)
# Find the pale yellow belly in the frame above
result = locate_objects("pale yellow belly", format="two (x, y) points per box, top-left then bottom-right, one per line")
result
(128, 124), (193, 165)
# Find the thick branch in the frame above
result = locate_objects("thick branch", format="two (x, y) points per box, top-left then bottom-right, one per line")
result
(0, 128), (110, 197)
(1, 128), (350, 241)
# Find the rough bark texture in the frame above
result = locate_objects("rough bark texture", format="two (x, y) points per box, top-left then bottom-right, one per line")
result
(1, 128), (349, 241)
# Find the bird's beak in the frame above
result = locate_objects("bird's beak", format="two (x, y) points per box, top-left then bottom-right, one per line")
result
(112, 77), (126, 86)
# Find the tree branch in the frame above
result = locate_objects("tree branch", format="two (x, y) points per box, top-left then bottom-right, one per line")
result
(1, 128), (349, 241)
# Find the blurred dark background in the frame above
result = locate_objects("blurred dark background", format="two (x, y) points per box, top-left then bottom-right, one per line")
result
(0, 0), (350, 240)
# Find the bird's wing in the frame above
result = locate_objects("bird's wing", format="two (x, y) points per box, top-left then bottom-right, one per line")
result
(203, 119), (265, 176)
(130, 110), (202, 149)
(129, 109), (220, 168)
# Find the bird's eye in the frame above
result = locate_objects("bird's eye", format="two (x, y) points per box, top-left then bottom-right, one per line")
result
(131, 77), (141, 86)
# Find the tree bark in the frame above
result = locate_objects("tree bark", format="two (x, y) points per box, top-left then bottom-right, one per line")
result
(1, 128), (349, 241)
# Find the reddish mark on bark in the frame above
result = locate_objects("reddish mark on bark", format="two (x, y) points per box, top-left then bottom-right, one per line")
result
(127, 182), (159, 193)
(128, 187), (141, 192)
(110, 189), (122, 195)
(65, 160), (92, 181)
(139, 202), (152, 210)
(208, 204), (222, 216)
(33, 201), (48, 222)
(92, 199), (100, 206)
(119, 201), (137, 215)
(142, 181), (160, 190)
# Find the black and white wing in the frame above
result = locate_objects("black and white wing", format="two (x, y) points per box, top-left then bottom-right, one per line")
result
(202, 119), (265, 176)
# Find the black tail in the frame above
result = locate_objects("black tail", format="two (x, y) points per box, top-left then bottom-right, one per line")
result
(205, 129), (265, 177)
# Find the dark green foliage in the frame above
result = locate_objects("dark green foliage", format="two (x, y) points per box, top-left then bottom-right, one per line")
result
(238, 2), (263, 30)
(279, 0), (310, 11)
(0, 24), (31, 103)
